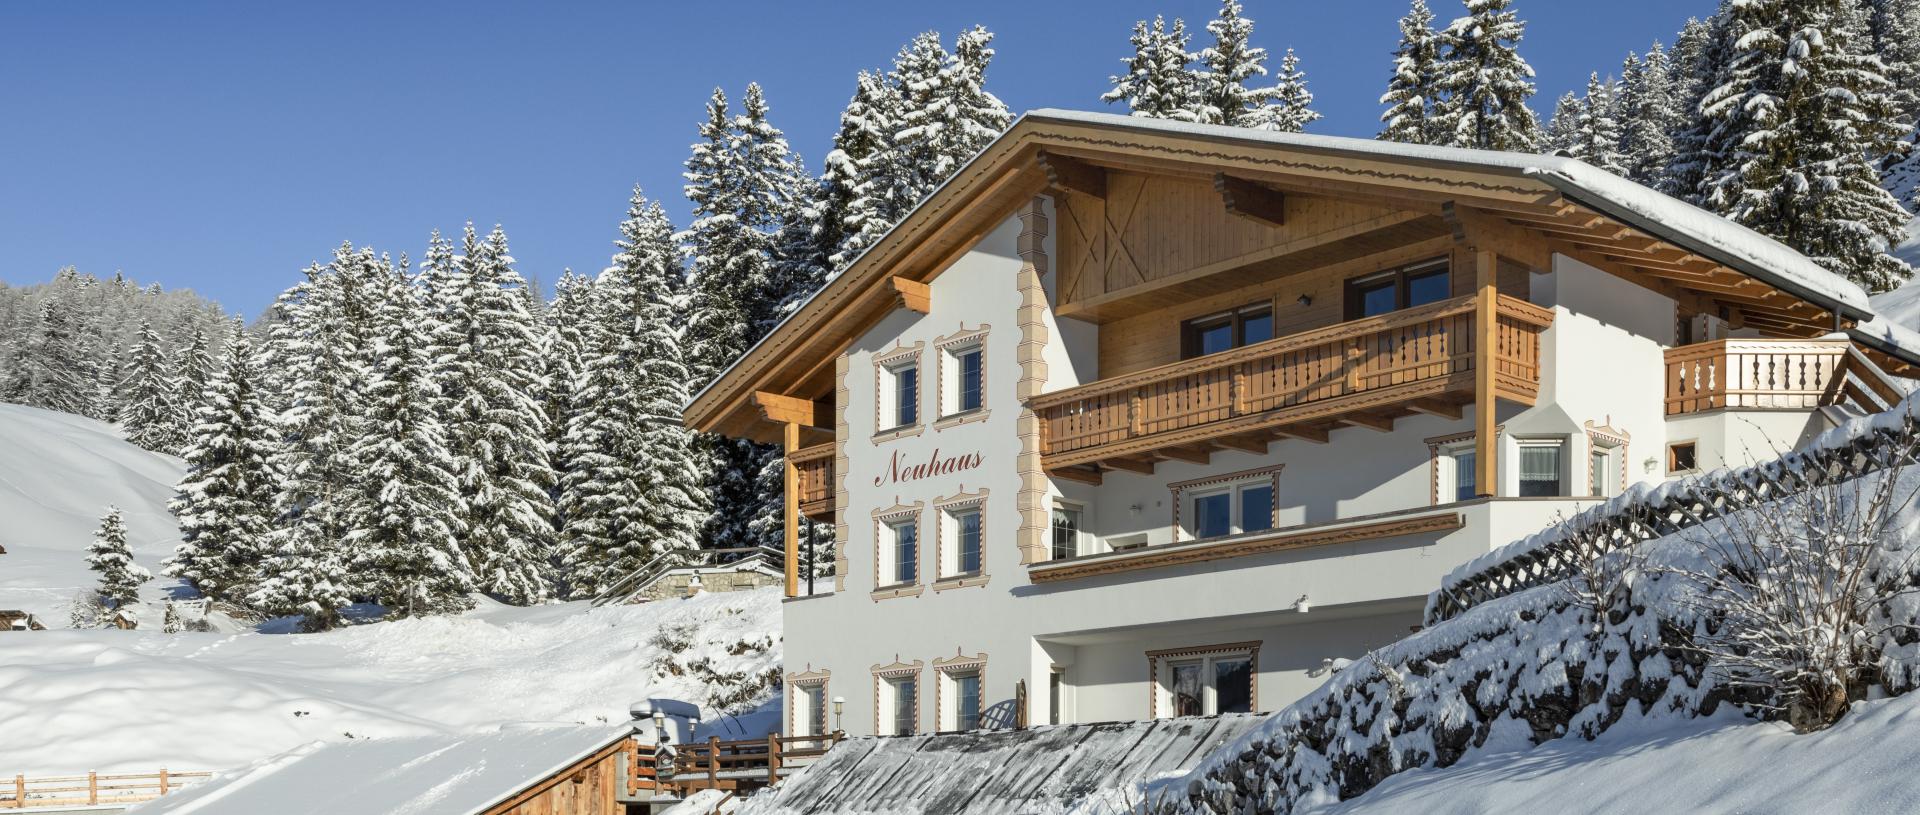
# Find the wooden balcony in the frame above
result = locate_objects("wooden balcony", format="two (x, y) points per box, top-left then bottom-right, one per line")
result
(792, 441), (836, 521)
(1665, 339), (1856, 415)
(1032, 294), (1552, 479)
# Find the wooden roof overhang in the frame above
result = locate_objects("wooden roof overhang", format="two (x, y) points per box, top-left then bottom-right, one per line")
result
(686, 112), (1899, 443)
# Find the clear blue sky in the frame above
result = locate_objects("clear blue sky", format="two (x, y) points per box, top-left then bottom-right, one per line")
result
(0, 1), (1714, 318)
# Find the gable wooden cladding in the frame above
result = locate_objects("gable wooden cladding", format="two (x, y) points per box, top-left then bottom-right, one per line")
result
(1051, 170), (1447, 320)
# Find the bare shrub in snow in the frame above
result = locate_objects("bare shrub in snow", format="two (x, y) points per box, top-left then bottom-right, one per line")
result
(1666, 467), (1920, 732)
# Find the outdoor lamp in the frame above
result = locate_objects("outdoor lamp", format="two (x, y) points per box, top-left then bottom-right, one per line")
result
(832, 696), (845, 731)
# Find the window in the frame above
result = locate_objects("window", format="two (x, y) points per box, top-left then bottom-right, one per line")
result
(888, 676), (918, 735)
(1183, 477), (1279, 540)
(1345, 259), (1451, 319)
(942, 504), (982, 577)
(1668, 441), (1698, 474)
(1050, 504), (1082, 560)
(944, 670), (983, 731)
(1181, 303), (1275, 359)
(796, 682), (829, 737)
(1049, 669), (1065, 726)
(887, 518), (918, 586)
(945, 344), (984, 416)
(1589, 445), (1622, 497)
(1155, 648), (1256, 718)
(1518, 440), (1565, 497)
(891, 364), (919, 428)
(1449, 446), (1478, 502)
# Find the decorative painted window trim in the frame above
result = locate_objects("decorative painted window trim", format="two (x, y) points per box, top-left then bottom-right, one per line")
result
(932, 487), (991, 591)
(871, 501), (924, 601)
(786, 667), (831, 738)
(1583, 419), (1631, 497)
(933, 324), (992, 430)
(1169, 464), (1284, 540)
(873, 342), (926, 443)
(932, 650), (989, 733)
(1145, 640), (1261, 719)
(871, 658), (924, 736)
(1425, 425), (1502, 505)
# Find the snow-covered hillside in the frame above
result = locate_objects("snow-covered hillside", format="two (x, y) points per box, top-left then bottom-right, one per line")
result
(0, 403), (185, 624)
(1325, 693), (1920, 814)
(0, 589), (781, 776)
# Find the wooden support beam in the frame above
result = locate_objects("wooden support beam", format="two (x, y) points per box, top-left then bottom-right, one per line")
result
(889, 277), (931, 314)
(1213, 173), (1287, 227)
(1215, 436), (1270, 454)
(781, 422), (800, 598)
(1104, 457), (1157, 475)
(1337, 413), (1396, 432)
(1441, 201), (1553, 271)
(1408, 398), (1463, 420)
(1036, 149), (1107, 198)
(1049, 466), (1104, 485)
(1272, 424), (1329, 444)
(1473, 249), (1498, 498)
(1154, 445), (1212, 465)
(754, 391), (822, 428)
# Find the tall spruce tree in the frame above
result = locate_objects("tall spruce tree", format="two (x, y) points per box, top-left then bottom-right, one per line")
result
(1432, 0), (1541, 151)
(1195, 0), (1266, 127)
(434, 225), (557, 603)
(4, 294), (100, 417)
(117, 320), (184, 454)
(1663, 14), (1733, 201)
(1616, 44), (1681, 184)
(1698, 0), (1913, 291)
(561, 192), (706, 596)
(167, 321), (275, 605)
(1103, 16), (1201, 121)
(1566, 73), (1626, 174)
(86, 505), (149, 611)
(171, 327), (216, 450)
(1544, 92), (1583, 154)
(344, 263), (473, 617)
(1254, 49), (1321, 133)
(1380, 0), (1445, 144)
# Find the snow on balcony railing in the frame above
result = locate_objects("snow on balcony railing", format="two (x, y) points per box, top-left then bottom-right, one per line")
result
(1425, 391), (1920, 624)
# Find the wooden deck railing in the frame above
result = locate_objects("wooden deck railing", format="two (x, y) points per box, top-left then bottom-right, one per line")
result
(1664, 339), (1849, 415)
(4, 769), (210, 810)
(1031, 294), (1551, 463)
(667, 733), (843, 794)
(791, 442), (835, 519)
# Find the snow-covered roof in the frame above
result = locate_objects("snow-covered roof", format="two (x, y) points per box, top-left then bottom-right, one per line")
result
(1020, 109), (1874, 318)
(129, 725), (633, 815)
(736, 715), (1262, 814)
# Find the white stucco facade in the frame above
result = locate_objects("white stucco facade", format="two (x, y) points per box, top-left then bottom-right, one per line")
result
(779, 197), (1847, 738)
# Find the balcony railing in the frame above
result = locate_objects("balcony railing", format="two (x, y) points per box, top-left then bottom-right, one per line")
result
(792, 441), (836, 520)
(1031, 294), (1552, 470)
(1664, 339), (1848, 415)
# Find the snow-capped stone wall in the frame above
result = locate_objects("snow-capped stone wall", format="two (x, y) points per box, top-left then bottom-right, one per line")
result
(1151, 397), (1920, 815)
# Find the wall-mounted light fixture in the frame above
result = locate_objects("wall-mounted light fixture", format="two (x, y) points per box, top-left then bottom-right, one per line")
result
(1293, 594), (1311, 613)
(1296, 294), (1312, 307)
(832, 696), (845, 732)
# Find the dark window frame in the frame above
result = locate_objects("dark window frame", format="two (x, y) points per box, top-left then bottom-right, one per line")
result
(1343, 258), (1452, 321)
(1180, 302), (1276, 360)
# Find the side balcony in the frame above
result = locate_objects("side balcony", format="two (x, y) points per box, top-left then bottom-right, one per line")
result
(1031, 293), (1553, 482)
(1664, 338), (1903, 416)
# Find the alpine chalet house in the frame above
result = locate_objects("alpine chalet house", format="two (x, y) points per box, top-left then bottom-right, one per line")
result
(684, 110), (1920, 738)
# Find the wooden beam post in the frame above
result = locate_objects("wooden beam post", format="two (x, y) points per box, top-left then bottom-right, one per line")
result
(1474, 249), (1498, 497)
(1036, 150), (1107, 198)
(1214, 173), (1287, 227)
(889, 277), (931, 314)
(783, 421), (801, 597)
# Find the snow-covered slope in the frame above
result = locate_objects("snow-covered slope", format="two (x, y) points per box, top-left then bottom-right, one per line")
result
(0, 403), (185, 624)
(1876, 217), (1920, 327)
(1324, 693), (1920, 815)
(0, 589), (780, 776)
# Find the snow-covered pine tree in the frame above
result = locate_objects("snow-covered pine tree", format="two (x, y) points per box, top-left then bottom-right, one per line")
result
(1865, 0), (1920, 210)
(561, 191), (706, 597)
(1699, 0), (1913, 291)
(249, 246), (379, 630)
(343, 260), (473, 617)
(894, 27), (1013, 213)
(1192, 0), (1291, 129)
(171, 326), (215, 449)
(3, 290), (101, 417)
(87, 505), (150, 612)
(1379, 0), (1445, 144)
(1102, 16), (1202, 122)
(1432, 0), (1541, 151)
(167, 320), (276, 605)
(683, 84), (809, 551)
(117, 320), (185, 454)
(1249, 49), (1320, 133)
(823, 70), (901, 272)
(434, 225), (558, 603)
(1568, 73), (1626, 175)
(1662, 14), (1732, 201)
(1544, 91), (1582, 154)
(1616, 43), (1680, 184)
(539, 270), (594, 498)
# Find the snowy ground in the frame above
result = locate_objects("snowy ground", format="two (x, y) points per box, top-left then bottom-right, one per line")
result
(1321, 693), (1920, 814)
(0, 403), (187, 626)
(0, 402), (784, 777)
(0, 590), (781, 776)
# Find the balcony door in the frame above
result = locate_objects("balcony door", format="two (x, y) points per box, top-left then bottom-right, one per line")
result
(1344, 258), (1451, 320)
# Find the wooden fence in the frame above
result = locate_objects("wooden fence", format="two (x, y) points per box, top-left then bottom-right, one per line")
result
(665, 733), (843, 795)
(3, 770), (210, 810)
(1664, 339), (1850, 415)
